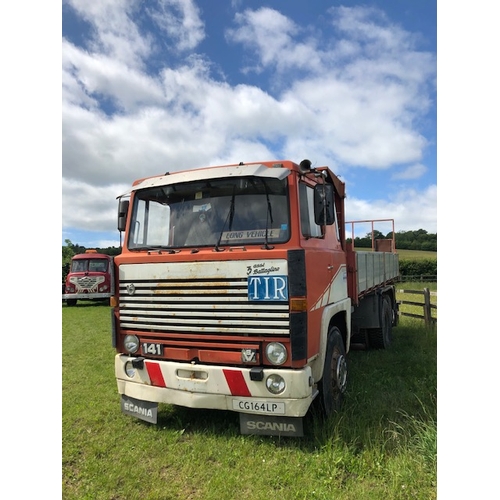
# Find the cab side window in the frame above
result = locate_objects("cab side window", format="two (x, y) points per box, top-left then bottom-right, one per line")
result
(299, 183), (322, 238)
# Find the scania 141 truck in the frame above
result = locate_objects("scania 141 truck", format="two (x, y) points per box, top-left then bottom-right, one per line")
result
(111, 159), (399, 436)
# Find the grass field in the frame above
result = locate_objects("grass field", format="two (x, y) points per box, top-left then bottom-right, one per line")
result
(396, 249), (437, 260)
(62, 293), (437, 500)
(351, 248), (436, 260)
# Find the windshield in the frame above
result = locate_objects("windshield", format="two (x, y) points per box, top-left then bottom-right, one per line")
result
(71, 259), (108, 273)
(128, 176), (290, 249)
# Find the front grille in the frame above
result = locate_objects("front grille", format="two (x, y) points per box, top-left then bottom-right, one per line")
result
(118, 278), (290, 336)
(69, 275), (104, 293)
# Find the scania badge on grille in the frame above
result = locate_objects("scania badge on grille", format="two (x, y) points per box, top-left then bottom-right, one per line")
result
(126, 284), (136, 295)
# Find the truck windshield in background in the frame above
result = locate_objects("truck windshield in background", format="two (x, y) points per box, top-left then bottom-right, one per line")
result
(128, 176), (290, 249)
(70, 258), (109, 273)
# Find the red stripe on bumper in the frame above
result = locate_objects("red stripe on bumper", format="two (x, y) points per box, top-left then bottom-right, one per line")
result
(145, 361), (166, 387)
(223, 369), (251, 397)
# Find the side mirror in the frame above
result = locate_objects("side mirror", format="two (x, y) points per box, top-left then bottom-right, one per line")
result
(314, 184), (335, 225)
(117, 199), (129, 232)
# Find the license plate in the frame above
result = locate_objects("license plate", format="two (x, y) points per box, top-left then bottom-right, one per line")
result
(142, 342), (163, 356)
(232, 399), (285, 414)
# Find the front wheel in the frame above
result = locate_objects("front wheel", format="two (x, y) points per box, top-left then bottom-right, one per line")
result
(66, 299), (77, 307)
(317, 326), (348, 417)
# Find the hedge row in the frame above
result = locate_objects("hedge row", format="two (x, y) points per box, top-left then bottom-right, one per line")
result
(398, 258), (437, 278)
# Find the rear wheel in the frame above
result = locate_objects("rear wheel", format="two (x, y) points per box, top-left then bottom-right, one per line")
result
(368, 295), (392, 349)
(66, 299), (77, 306)
(317, 326), (347, 417)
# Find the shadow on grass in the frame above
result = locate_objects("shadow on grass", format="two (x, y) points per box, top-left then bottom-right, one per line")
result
(84, 315), (435, 454)
(62, 300), (111, 308)
(136, 320), (436, 453)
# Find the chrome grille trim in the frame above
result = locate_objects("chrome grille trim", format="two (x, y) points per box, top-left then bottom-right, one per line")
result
(118, 260), (290, 337)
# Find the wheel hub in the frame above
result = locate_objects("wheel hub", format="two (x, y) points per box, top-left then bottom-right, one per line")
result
(336, 355), (348, 393)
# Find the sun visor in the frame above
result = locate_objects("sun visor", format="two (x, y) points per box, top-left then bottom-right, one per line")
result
(117, 163), (291, 197)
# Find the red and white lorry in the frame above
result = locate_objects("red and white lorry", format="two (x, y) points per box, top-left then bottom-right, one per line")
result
(63, 250), (114, 306)
(111, 159), (399, 436)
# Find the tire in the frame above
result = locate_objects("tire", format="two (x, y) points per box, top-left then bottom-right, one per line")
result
(368, 295), (392, 349)
(66, 299), (77, 307)
(317, 326), (348, 417)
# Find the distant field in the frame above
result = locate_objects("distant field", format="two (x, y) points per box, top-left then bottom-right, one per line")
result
(352, 248), (436, 260)
(396, 249), (437, 260)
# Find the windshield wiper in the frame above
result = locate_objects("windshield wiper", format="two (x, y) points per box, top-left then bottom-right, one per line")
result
(261, 179), (274, 250)
(215, 187), (236, 251)
(130, 245), (179, 254)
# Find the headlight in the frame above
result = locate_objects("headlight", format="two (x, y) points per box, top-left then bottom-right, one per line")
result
(124, 334), (140, 353)
(266, 374), (286, 394)
(124, 361), (136, 378)
(265, 342), (287, 365)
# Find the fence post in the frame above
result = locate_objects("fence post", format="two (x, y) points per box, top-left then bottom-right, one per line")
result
(423, 288), (431, 327)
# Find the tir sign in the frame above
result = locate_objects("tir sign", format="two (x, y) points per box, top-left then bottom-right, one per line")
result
(248, 276), (288, 302)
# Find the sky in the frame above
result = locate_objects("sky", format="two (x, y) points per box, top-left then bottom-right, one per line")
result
(61, 0), (438, 248)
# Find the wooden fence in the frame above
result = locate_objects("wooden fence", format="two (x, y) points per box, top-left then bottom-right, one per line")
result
(397, 288), (437, 327)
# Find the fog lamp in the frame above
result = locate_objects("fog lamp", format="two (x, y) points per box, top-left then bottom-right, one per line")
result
(124, 361), (136, 378)
(266, 374), (286, 394)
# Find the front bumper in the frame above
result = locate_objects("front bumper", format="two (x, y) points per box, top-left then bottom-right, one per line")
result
(115, 355), (315, 417)
(62, 292), (112, 300)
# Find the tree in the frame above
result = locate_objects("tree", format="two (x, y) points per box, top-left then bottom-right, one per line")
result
(371, 230), (385, 239)
(62, 239), (75, 266)
(62, 239), (76, 288)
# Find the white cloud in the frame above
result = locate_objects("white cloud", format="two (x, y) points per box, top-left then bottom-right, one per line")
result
(330, 5), (410, 54)
(62, 178), (129, 232)
(346, 185), (437, 234)
(225, 5), (435, 168)
(147, 0), (205, 51)
(392, 163), (428, 180)
(64, 0), (153, 69)
(226, 7), (323, 73)
(62, 39), (166, 112)
(281, 77), (428, 168)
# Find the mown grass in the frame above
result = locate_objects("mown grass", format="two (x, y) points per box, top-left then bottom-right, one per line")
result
(396, 249), (437, 260)
(62, 299), (437, 499)
(352, 249), (436, 260)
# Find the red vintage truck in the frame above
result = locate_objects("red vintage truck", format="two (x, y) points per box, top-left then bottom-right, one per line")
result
(63, 250), (114, 306)
(111, 159), (399, 436)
